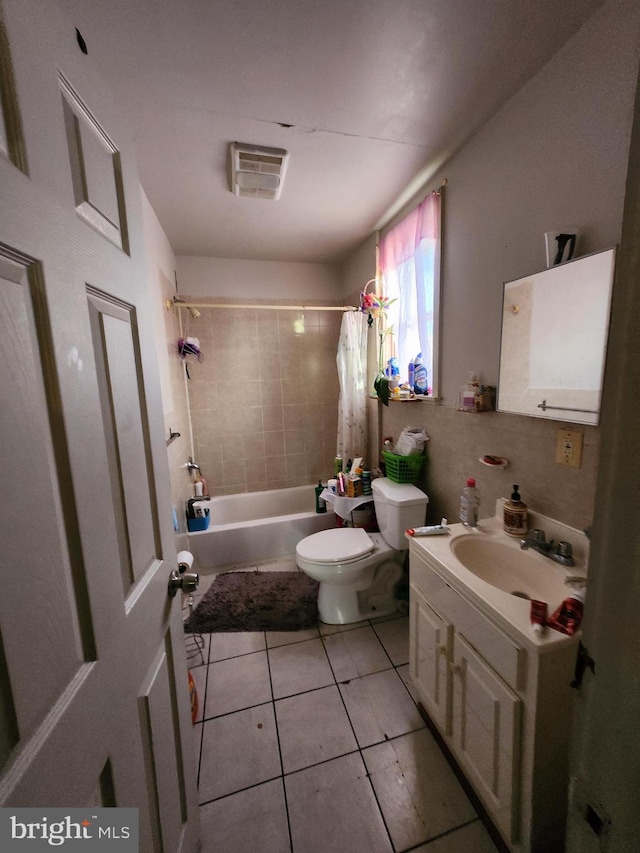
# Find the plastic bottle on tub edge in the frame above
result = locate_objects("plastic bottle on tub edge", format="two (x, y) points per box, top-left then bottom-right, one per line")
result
(460, 477), (480, 527)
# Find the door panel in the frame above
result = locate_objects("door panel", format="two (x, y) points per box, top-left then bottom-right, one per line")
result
(87, 290), (158, 593)
(139, 640), (189, 853)
(0, 2), (198, 850)
(0, 251), (88, 736)
(60, 75), (129, 252)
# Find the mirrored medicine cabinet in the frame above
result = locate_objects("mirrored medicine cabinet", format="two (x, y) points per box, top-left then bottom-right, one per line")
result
(497, 246), (616, 426)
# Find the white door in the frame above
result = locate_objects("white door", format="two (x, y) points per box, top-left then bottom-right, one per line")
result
(0, 1), (199, 850)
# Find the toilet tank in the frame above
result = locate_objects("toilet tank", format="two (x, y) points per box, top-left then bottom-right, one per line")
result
(371, 477), (429, 549)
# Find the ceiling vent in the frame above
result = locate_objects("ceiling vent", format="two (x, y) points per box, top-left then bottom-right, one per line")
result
(230, 142), (289, 200)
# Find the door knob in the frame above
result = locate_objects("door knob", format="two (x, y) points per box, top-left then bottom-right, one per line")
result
(168, 568), (199, 598)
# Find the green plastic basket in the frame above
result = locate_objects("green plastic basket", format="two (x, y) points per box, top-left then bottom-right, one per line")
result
(382, 450), (424, 484)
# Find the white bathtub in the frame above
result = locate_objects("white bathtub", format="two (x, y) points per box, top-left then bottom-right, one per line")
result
(187, 485), (335, 572)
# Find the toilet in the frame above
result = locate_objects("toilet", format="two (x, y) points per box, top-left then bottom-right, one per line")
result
(295, 477), (429, 624)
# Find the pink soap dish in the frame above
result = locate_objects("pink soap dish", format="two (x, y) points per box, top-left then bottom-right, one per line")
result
(479, 455), (509, 469)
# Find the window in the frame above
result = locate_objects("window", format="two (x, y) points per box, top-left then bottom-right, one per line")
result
(379, 191), (442, 397)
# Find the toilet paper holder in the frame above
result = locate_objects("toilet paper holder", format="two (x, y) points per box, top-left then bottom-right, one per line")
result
(168, 550), (199, 597)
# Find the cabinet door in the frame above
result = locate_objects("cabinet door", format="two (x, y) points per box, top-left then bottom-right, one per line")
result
(451, 633), (522, 844)
(410, 582), (453, 734)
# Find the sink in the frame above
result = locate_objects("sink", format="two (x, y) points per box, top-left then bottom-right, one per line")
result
(450, 535), (570, 604)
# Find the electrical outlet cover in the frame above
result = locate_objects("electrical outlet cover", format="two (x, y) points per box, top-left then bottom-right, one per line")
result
(556, 428), (583, 468)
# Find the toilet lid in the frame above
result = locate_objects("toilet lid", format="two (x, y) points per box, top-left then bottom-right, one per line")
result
(296, 528), (375, 564)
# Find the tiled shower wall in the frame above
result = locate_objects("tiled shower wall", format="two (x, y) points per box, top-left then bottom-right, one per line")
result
(184, 298), (343, 496)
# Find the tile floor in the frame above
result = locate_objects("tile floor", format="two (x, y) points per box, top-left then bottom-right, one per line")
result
(186, 559), (499, 853)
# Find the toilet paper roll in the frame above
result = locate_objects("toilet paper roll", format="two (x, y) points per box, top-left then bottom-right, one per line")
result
(177, 550), (194, 572)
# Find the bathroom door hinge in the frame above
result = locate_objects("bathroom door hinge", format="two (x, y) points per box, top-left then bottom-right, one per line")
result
(571, 640), (595, 689)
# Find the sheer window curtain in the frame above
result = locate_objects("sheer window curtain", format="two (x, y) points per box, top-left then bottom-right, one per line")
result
(379, 192), (442, 396)
(336, 309), (368, 464)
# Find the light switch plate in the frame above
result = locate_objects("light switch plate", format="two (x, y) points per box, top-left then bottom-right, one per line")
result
(556, 429), (583, 468)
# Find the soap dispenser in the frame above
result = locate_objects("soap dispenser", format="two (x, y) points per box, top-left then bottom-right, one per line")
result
(503, 485), (528, 537)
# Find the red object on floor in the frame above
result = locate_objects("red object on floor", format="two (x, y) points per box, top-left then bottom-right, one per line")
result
(188, 670), (198, 724)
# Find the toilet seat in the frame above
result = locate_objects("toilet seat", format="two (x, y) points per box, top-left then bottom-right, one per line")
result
(296, 527), (376, 564)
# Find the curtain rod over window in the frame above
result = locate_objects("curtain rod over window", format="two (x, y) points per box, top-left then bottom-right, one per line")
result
(167, 297), (357, 312)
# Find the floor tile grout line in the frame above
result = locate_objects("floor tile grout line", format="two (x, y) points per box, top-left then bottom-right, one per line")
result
(318, 629), (397, 853)
(204, 722), (435, 806)
(198, 715), (488, 813)
(191, 589), (475, 849)
(199, 679), (340, 725)
(207, 642), (268, 664)
(197, 770), (286, 810)
(273, 627), (342, 852)
(265, 637), (294, 852)
(370, 617), (410, 671)
(398, 817), (485, 852)
(195, 645), (213, 789)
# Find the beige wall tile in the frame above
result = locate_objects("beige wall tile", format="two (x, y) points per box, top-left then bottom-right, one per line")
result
(382, 402), (598, 530)
(266, 456), (288, 481)
(263, 406), (285, 432)
(186, 299), (341, 494)
(264, 430), (286, 457)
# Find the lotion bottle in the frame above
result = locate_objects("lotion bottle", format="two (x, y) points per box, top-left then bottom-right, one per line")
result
(503, 485), (528, 537)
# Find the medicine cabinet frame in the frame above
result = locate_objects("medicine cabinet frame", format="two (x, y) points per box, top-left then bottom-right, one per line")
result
(497, 246), (616, 426)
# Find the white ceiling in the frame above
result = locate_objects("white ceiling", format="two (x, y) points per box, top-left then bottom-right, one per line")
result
(57, 0), (604, 264)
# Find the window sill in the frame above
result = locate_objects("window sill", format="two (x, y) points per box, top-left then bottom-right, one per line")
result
(368, 393), (441, 403)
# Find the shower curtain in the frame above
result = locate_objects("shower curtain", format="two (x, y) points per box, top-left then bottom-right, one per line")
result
(336, 309), (367, 465)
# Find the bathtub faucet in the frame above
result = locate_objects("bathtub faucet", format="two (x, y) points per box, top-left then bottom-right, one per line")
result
(186, 457), (200, 473)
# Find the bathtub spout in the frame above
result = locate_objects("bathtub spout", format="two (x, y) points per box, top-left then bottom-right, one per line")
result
(186, 457), (200, 473)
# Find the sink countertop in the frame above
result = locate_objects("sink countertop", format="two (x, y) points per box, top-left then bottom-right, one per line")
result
(408, 504), (589, 651)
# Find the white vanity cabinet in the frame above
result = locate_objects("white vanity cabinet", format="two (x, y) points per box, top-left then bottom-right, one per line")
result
(409, 540), (579, 853)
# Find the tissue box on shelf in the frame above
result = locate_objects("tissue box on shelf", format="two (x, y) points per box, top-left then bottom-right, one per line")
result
(475, 386), (496, 412)
(186, 498), (210, 532)
(346, 474), (363, 498)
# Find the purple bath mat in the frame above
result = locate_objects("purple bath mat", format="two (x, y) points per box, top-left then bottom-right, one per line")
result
(184, 571), (319, 633)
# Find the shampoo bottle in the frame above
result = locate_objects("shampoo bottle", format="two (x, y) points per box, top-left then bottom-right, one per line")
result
(408, 360), (415, 391)
(194, 472), (208, 497)
(503, 485), (528, 537)
(315, 480), (327, 514)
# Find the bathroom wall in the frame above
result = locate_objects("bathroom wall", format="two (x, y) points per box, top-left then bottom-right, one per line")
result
(175, 257), (346, 495)
(176, 256), (343, 302)
(341, 0), (640, 532)
(340, 233), (383, 469)
(140, 191), (193, 528)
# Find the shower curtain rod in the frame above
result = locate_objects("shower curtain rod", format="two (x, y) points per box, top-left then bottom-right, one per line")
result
(169, 297), (358, 312)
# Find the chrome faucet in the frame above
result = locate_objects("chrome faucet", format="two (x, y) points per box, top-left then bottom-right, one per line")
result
(520, 529), (575, 567)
